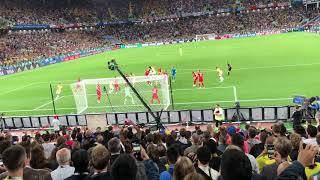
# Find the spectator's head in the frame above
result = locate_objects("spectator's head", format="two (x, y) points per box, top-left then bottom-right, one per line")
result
(202, 131), (211, 143)
(183, 172), (205, 180)
(272, 123), (281, 137)
(307, 125), (317, 138)
(294, 125), (307, 138)
(108, 137), (121, 154)
(157, 144), (166, 157)
(290, 133), (301, 150)
(30, 144), (48, 169)
(112, 154), (137, 180)
(56, 148), (71, 166)
(91, 144), (110, 171)
(205, 139), (217, 154)
(231, 133), (244, 151)
(180, 128), (187, 138)
(265, 135), (275, 146)
(0, 140), (11, 156)
(18, 141), (31, 165)
(166, 146), (180, 165)
(220, 149), (252, 180)
(3, 145), (26, 176)
(248, 128), (257, 139)
(96, 134), (104, 144)
(72, 149), (89, 173)
(197, 147), (211, 166)
(146, 133), (154, 143)
(260, 131), (268, 145)
(42, 133), (50, 142)
(56, 136), (66, 147)
(191, 133), (200, 145)
(173, 157), (195, 180)
(274, 137), (292, 159)
(219, 133), (227, 145)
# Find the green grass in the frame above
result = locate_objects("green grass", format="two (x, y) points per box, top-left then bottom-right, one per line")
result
(1, 32), (320, 116)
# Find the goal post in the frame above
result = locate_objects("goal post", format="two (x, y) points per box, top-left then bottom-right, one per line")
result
(195, 33), (216, 41)
(70, 75), (171, 114)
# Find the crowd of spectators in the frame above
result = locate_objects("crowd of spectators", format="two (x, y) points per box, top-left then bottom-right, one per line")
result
(0, 121), (319, 180)
(1, 7), (318, 68)
(0, 31), (105, 67)
(0, 0), (319, 69)
(0, 0), (298, 25)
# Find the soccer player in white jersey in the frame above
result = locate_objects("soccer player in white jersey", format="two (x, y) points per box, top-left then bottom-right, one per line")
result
(216, 67), (224, 83)
(124, 85), (135, 105)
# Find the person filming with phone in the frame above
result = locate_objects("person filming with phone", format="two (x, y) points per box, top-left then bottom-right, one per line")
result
(260, 137), (292, 180)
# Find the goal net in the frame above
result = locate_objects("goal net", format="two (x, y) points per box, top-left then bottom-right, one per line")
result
(195, 33), (216, 41)
(70, 75), (171, 114)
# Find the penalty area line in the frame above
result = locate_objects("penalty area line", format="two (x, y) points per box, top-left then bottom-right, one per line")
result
(33, 96), (66, 110)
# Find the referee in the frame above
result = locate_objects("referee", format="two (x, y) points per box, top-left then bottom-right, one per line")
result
(227, 62), (232, 76)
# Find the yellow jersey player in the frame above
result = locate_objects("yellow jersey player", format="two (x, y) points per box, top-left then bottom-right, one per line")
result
(216, 67), (224, 83)
(55, 83), (63, 100)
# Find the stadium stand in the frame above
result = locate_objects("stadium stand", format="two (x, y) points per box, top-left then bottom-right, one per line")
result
(1, 0), (320, 180)
(0, 122), (319, 180)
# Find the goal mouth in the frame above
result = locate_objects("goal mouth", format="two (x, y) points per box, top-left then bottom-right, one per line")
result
(70, 75), (171, 114)
(196, 33), (216, 41)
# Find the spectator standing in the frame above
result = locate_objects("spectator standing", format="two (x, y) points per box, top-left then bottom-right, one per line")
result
(0, 145), (26, 180)
(160, 146), (180, 180)
(51, 148), (75, 180)
(30, 144), (51, 170)
(108, 137), (121, 168)
(248, 128), (261, 151)
(231, 133), (259, 174)
(112, 154), (137, 180)
(52, 116), (61, 134)
(184, 133), (201, 156)
(42, 132), (56, 159)
(195, 147), (219, 180)
(289, 133), (301, 161)
(292, 106), (303, 129)
(261, 137), (292, 180)
(65, 149), (90, 180)
(173, 157), (195, 180)
(89, 145), (112, 180)
(214, 104), (224, 127)
(217, 133), (228, 153)
(304, 125), (318, 146)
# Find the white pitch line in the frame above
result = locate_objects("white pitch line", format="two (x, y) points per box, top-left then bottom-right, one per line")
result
(0, 83), (38, 96)
(233, 86), (238, 102)
(33, 96), (65, 110)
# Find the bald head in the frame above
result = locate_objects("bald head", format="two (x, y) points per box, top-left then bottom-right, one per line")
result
(56, 148), (71, 165)
(192, 133), (200, 145)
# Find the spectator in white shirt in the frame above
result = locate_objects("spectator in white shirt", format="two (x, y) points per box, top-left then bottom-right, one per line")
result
(303, 125), (318, 146)
(195, 147), (219, 180)
(51, 116), (60, 134)
(51, 148), (75, 180)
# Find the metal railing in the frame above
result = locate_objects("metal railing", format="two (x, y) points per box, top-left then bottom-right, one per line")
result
(1, 105), (313, 130)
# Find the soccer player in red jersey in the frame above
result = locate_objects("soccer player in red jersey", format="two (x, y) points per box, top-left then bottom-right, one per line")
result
(151, 86), (160, 104)
(76, 77), (81, 89)
(114, 78), (120, 93)
(145, 68), (150, 76)
(96, 83), (102, 103)
(198, 70), (204, 88)
(158, 67), (162, 75)
(145, 68), (151, 85)
(192, 71), (198, 87)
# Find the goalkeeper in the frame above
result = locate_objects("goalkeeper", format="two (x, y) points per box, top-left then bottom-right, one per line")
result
(124, 85), (135, 105)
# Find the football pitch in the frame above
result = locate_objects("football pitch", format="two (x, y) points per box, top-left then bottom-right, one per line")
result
(0, 32), (320, 116)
